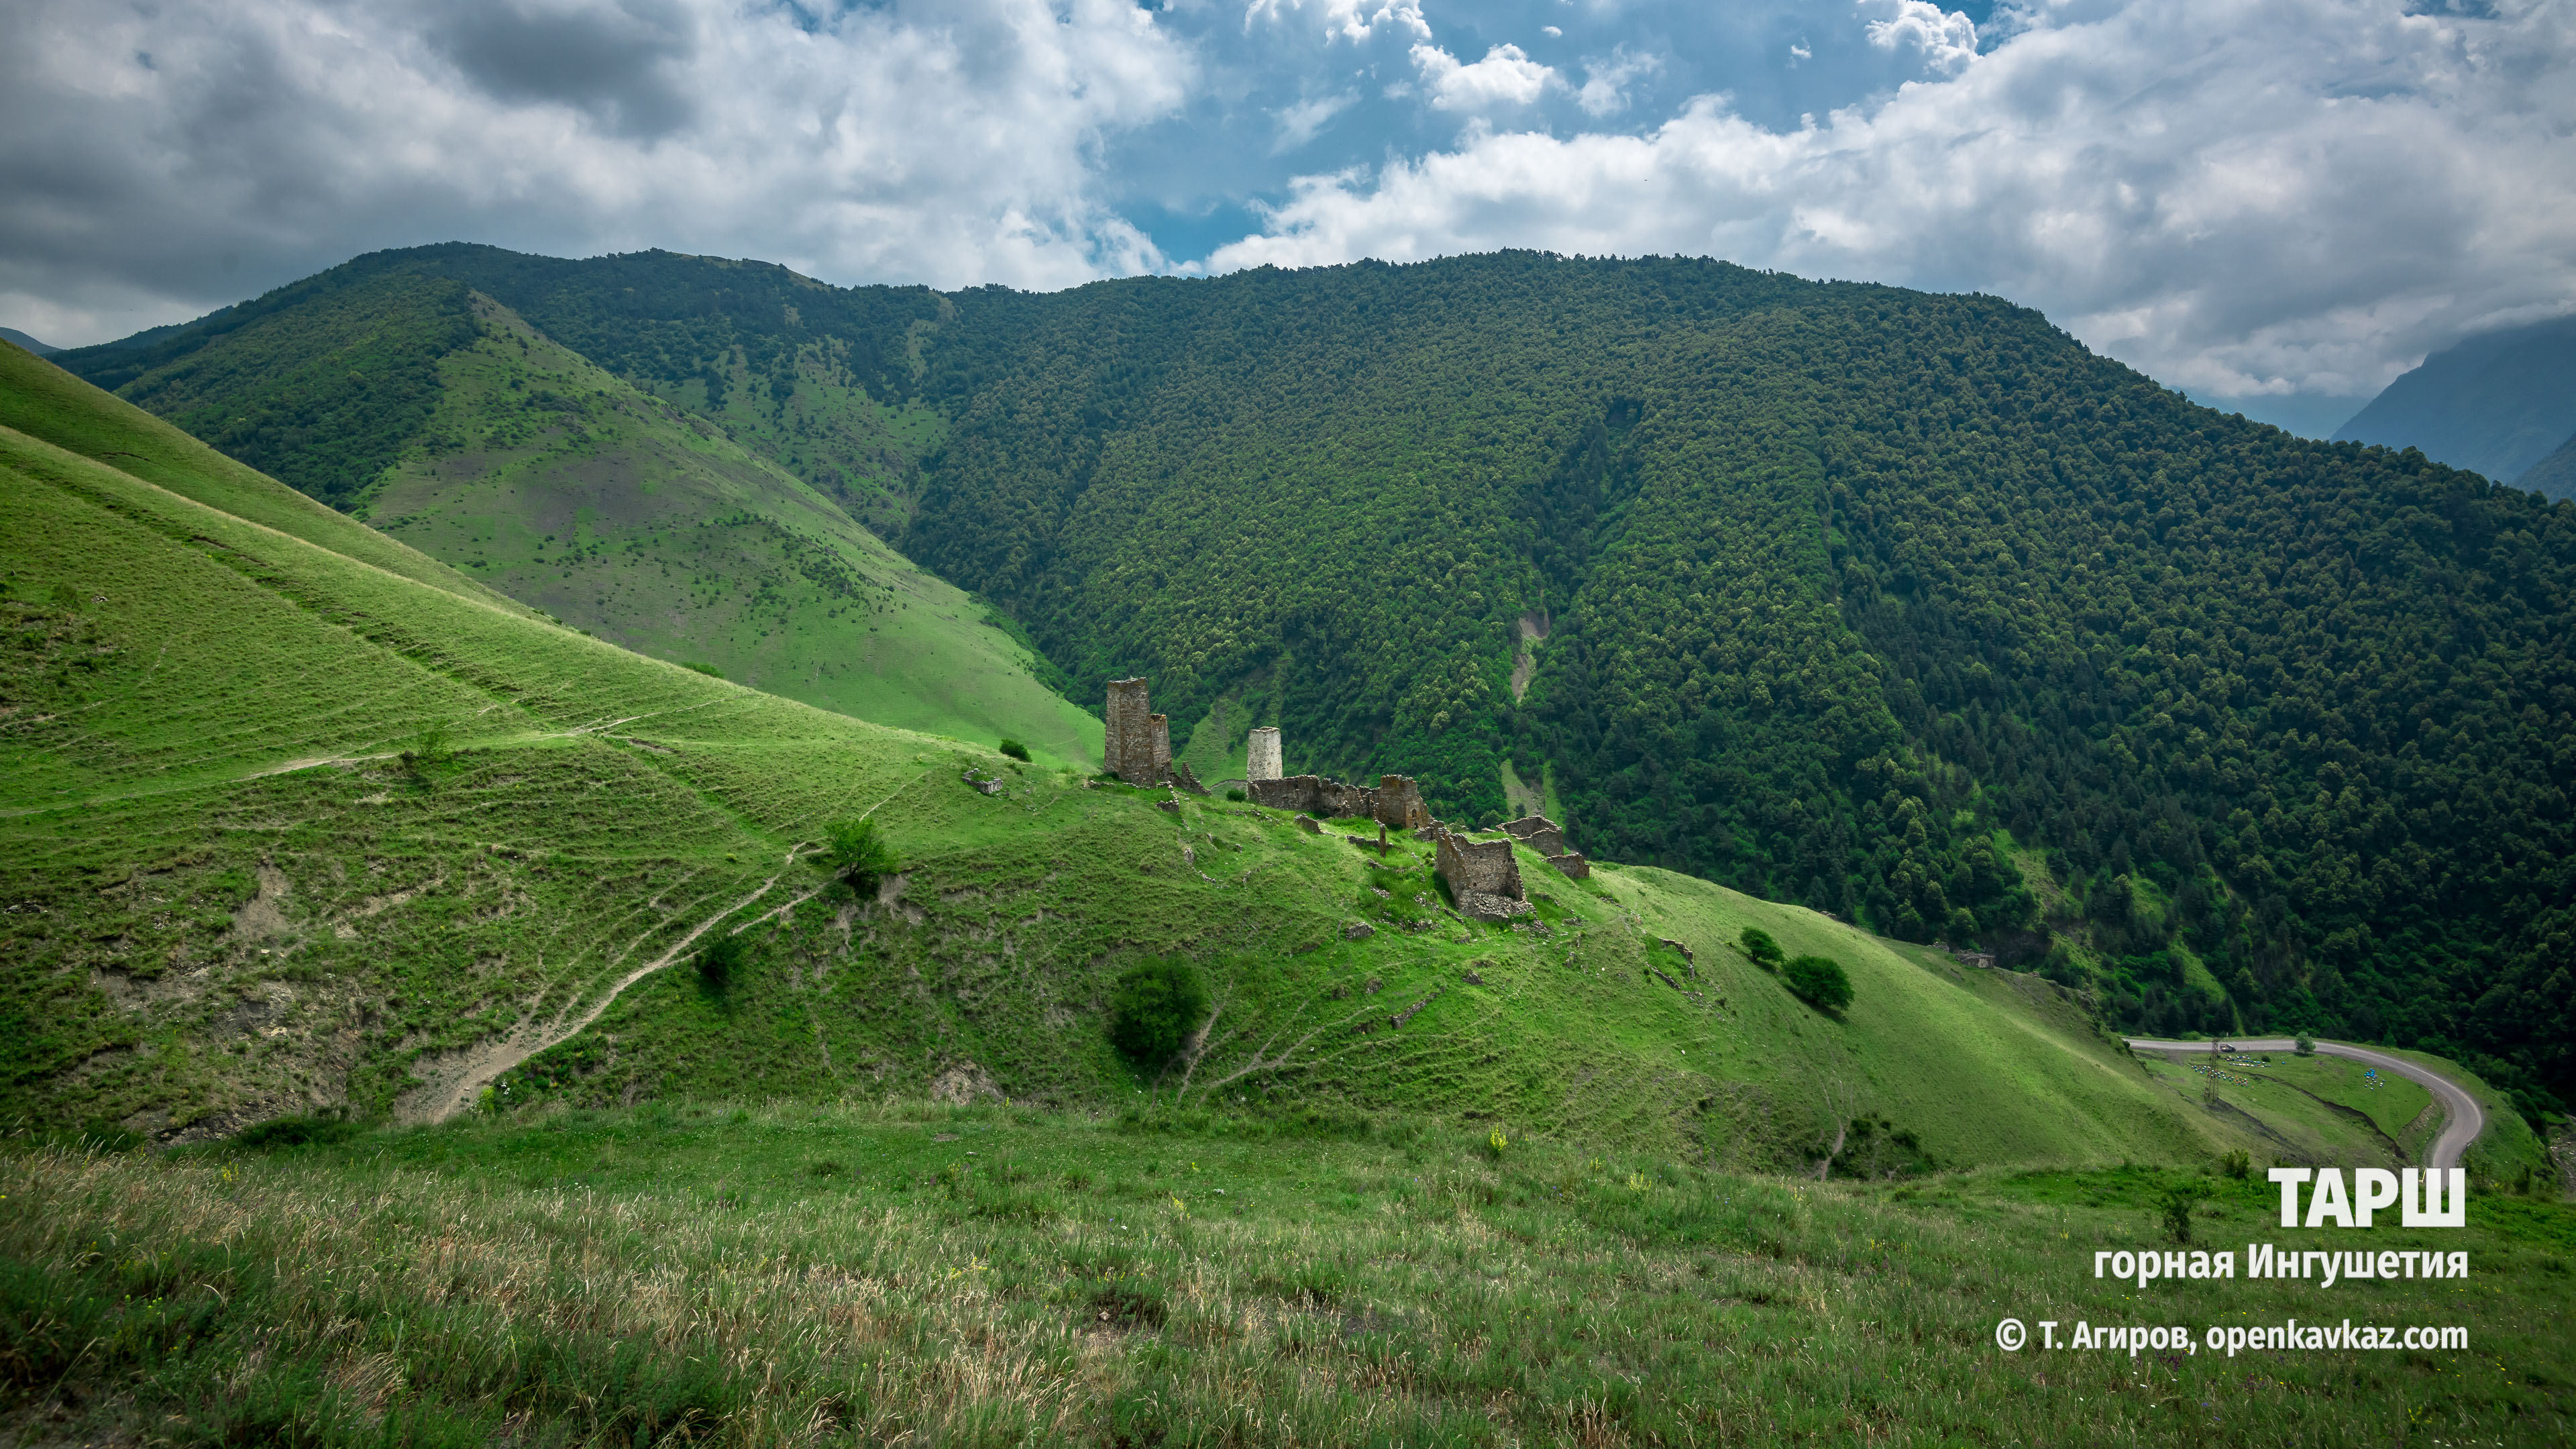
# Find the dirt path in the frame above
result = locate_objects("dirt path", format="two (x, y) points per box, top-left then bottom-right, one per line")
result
(398, 865), (816, 1124)
(2126, 1036), (2486, 1171)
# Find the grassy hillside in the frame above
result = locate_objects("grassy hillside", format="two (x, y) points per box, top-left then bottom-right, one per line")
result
(351, 292), (1096, 766)
(0, 359), (2302, 1177)
(38, 278), (1098, 768)
(3, 1111), (2567, 1446)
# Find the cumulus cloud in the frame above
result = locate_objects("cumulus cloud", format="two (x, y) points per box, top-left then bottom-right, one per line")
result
(1410, 42), (1558, 112)
(1212, 0), (2576, 411)
(1865, 0), (1980, 76)
(0, 0), (1192, 343)
(1274, 91), (1359, 152)
(1576, 46), (1664, 117)
(1244, 0), (1429, 44)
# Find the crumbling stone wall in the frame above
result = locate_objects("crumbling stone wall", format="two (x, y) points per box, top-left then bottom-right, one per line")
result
(1249, 773), (1379, 818)
(1249, 774), (1323, 813)
(1246, 727), (1283, 782)
(1501, 814), (1564, 856)
(1321, 778), (1377, 818)
(1374, 776), (1431, 830)
(1150, 713), (1171, 781)
(1436, 830), (1523, 903)
(1546, 851), (1590, 880)
(1105, 678), (1160, 786)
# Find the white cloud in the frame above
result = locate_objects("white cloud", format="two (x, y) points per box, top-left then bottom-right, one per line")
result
(1274, 91), (1359, 152)
(0, 0), (1194, 343)
(1244, 0), (1430, 44)
(1576, 45), (1663, 117)
(1543, 25), (1564, 40)
(1866, 1), (1980, 76)
(1211, 0), (2576, 407)
(1410, 42), (1558, 112)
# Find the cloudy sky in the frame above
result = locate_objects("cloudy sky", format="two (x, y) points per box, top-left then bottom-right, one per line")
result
(3, 0), (2570, 435)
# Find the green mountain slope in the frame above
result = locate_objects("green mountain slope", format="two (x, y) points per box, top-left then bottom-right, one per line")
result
(44, 274), (1098, 768)
(51, 246), (2576, 1122)
(1, 361), (2277, 1171)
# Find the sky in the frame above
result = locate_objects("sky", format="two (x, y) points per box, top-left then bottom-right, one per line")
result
(3, 0), (2570, 437)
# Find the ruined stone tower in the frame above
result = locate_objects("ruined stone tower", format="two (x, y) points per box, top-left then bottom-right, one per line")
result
(1373, 775), (1431, 830)
(1246, 726), (1283, 782)
(1105, 678), (1162, 786)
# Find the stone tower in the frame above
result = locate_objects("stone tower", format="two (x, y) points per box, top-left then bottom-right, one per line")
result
(1246, 726), (1283, 782)
(1105, 678), (1161, 786)
(1150, 713), (1171, 781)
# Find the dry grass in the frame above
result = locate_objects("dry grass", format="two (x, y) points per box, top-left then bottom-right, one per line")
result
(3, 1102), (2568, 1446)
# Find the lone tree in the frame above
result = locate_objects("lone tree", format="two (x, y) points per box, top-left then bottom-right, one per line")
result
(1738, 926), (1784, 971)
(822, 818), (898, 893)
(1784, 955), (1853, 1013)
(698, 930), (746, 987)
(1108, 959), (1211, 1068)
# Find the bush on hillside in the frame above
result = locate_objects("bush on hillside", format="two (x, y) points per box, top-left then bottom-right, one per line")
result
(682, 661), (724, 680)
(824, 818), (899, 892)
(998, 738), (1030, 761)
(1784, 955), (1852, 1012)
(1738, 927), (1784, 971)
(2294, 1032), (2315, 1057)
(698, 931), (746, 987)
(1108, 959), (1210, 1067)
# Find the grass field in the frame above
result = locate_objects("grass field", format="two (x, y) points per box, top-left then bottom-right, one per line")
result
(2, 1106), (2568, 1446)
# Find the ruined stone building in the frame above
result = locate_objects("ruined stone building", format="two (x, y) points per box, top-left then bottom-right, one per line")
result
(1373, 775), (1431, 830)
(1104, 677), (1187, 790)
(1503, 814), (1589, 879)
(1246, 726), (1283, 782)
(1434, 829), (1531, 922)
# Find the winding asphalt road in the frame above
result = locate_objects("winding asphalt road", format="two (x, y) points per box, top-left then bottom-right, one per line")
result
(2125, 1036), (2485, 1171)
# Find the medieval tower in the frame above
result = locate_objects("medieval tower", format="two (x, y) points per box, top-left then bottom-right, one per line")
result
(1246, 726), (1283, 782)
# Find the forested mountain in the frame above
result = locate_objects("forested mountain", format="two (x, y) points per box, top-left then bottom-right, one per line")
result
(52, 246), (2576, 1120)
(2332, 313), (2576, 498)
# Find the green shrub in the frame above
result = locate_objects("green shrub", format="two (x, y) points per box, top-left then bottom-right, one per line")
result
(2294, 1031), (2315, 1057)
(682, 661), (724, 679)
(698, 931), (746, 986)
(824, 818), (898, 892)
(1783, 955), (1852, 1012)
(1108, 959), (1210, 1067)
(1225, 788), (1246, 802)
(1737, 926), (1784, 971)
(998, 738), (1030, 761)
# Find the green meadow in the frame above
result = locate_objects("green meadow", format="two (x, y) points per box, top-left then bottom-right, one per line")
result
(3, 1108), (2569, 1446)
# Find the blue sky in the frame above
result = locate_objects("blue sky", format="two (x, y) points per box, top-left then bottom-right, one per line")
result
(3, 1), (2569, 436)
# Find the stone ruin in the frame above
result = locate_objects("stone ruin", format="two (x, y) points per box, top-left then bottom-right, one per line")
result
(1434, 828), (1531, 924)
(1244, 771), (1431, 828)
(1502, 814), (1589, 880)
(1246, 726), (1283, 782)
(1102, 677), (1203, 793)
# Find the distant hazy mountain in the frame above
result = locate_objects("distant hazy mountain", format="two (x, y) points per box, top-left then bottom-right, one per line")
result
(0, 325), (58, 356)
(2332, 314), (2576, 490)
(2519, 430), (2576, 502)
